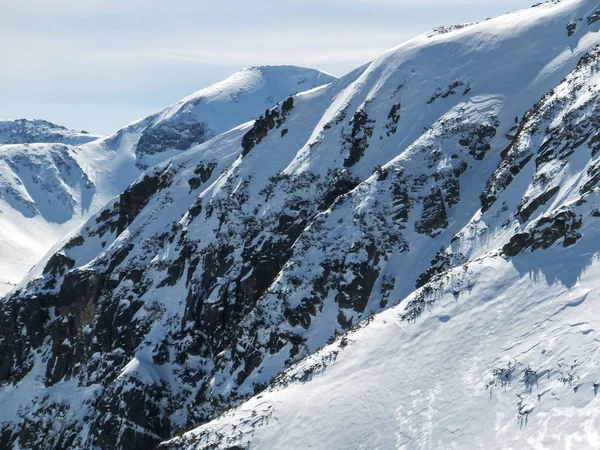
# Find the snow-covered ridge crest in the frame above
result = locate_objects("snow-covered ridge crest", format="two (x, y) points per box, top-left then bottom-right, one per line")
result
(92, 65), (337, 166)
(0, 118), (101, 145)
(2, 0), (600, 448)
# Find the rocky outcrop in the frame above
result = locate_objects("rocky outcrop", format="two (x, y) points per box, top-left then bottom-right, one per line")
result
(416, 189), (448, 237)
(242, 97), (294, 156)
(342, 108), (375, 167)
(503, 210), (582, 257)
(137, 122), (210, 156)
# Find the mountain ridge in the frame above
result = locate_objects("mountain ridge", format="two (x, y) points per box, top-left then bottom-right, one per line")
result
(0, 119), (101, 146)
(2, 0), (600, 448)
(0, 65), (335, 296)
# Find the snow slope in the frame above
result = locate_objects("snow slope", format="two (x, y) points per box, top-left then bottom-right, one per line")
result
(167, 250), (600, 450)
(0, 143), (96, 294)
(81, 65), (336, 175)
(0, 66), (335, 295)
(0, 118), (101, 293)
(2, 0), (600, 449)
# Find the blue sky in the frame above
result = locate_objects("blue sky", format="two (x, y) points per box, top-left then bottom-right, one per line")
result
(1, 0), (535, 134)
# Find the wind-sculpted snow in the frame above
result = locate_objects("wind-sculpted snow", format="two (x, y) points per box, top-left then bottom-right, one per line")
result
(3, 0), (600, 449)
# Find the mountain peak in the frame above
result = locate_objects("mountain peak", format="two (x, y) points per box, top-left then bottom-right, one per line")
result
(95, 65), (336, 165)
(0, 118), (101, 145)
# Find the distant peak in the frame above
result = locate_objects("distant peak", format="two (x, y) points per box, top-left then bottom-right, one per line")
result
(0, 118), (101, 145)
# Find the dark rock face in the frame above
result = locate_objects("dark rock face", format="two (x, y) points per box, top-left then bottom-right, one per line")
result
(0, 294), (50, 384)
(137, 121), (210, 155)
(588, 10), (600, 26)
(385, 103), (401, 136)
(92, 165), (174, 238)
(427, 80), (468, 104)
(342, 108), (375, 167)
(581, 159), (600, 195)
(503, 210), (582, 257)
(416, 246), (451, 288)
(43, 252), (75, 277)
(391, 181), (410, 222)
(90, 379), (173, 450)
(567, 22), (578, 36)
(64, 235), (85, 249)
(458, 124), (497, 160)
(320, 169), (360, 211)
(56, 270), (105, 325)
(336, 242), (381, 314)
(416, 189), (448, 237)
(517, 186), (560, 222)
(502, 233), (534, 257)
(242, 97), (294, 156)
(116, 169), (174, 235)
(188, 162), (217, 191)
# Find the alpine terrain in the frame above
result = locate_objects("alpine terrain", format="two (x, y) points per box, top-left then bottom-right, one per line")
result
(2, 0), (600, 449)
(0, 119), (100, 146)
(0, 66), (333, 295)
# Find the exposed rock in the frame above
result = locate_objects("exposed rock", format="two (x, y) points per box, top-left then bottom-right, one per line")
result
(458, 124), (497, 160)
(137, 121), (209, 155)
(188, 162), (217, 190)
(503, 210), (582, 257)
(242, 97), (294, 156)
(43, 252), (75, 277)
(567, 22), (578, 36)
(416, 246), (452, 288)
(416, 189), (448, 237)
(342, 108), (375, 167)
(517, 185), (560, 222)
(427, 81), (466, 104)
(56, 269), (105, 328)
(385, 103), (401, 136)
(64, 235), (85, 249)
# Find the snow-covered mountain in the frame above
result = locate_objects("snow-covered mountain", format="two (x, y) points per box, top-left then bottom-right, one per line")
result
(0, 119), (101, 294)
(0, 119), (100, 146)
(2, 1), (600, 449)
(96, 65), (336, 170)
(0, 66), (335, 295)
(0, 143), (97, 295)
(166, 39), (600, 447)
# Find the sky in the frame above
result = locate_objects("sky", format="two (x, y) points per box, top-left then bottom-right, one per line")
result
(0, 0), (536, 135)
